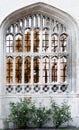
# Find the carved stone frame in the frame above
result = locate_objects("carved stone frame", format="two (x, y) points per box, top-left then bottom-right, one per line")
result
(0, 2), (78, 94)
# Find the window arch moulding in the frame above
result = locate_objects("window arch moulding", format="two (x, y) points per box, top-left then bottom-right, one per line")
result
(0, 2), (78, 95)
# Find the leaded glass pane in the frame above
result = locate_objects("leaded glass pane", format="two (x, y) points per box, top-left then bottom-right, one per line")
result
(6, 34), (14, 53)
(24, 57), (31, 83)
(6, 57), (13, 83)
(33, 28), (40, 52)
(24, 29), (31, 52)
(15, 34), (23, 52)
(51, 57), (58, 82)
(33, 57), (40, 83)
(15, 57), (22, 83)
(42, 28), (49, 52)
(43, 56), (49, 83)
(5, 13), (68, 93)
(51, 34), (58, 52)
(60, 34), (67, 52)
(60, 57), (67, 83)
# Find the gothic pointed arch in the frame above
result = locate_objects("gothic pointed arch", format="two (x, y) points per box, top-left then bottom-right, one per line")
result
(0, 2), (78, 95)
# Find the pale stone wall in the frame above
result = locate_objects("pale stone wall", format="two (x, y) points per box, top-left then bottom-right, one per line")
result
(0, 1), (79, 129)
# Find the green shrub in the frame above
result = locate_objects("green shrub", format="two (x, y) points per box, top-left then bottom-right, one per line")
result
(9, 99), (36, 129)
(9, 98), (72, 129)
(32, 106), (51, 128)
(9, 99), (51, 128)
(51, 100), (72, 128)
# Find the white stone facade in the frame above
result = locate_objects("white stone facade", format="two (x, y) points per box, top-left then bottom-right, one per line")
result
(0, 1), (79, 129)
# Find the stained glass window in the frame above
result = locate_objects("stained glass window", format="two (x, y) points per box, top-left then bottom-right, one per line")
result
(60, 57), (67, 83)
(60, 34), (67, 52)
(51, 34), (58, 52)
(43, 57), (49, 83)
(6, 34), (14, 53)
(42, 28), (49, 52)
(24, 29), (31, 52)
(15, 57), (22, 83)
(6, 57), (13, 83)
(5, 13), (68, 93)
(24, 57), (31, 83)
(33, 28), (40, 52)
(15, 34), (23, 52)
(33, 57), (40, 83)
(51, 57), (58, 82)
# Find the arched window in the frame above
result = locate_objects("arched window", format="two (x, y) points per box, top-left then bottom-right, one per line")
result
(4, 3), (74, 94)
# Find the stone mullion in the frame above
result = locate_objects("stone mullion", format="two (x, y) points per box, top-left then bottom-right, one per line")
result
(40, 15), (43, 84)
(31, 27), (33, 53)
(13, 56), (15, 84)
(13, 56), (16, 93)
(40, 14), (43, 53)
(30, 17), (34, 85)
(13, 33), (16, 84)
(4, 34), (7, 93)
(58, 56), (60, 83)
(22, 20), (25, 53)
(22, 56), (24, 84)
(26, 17), (29, 27)
(31, 19), (34, 83)
(40, 56), (43, 84)
(35, 15), (37, 27)
(49, 19), (51, 53)
(49, 56), (51, 83)
(31, 56), (33, 84)
(22, 24), (25, 85)
(13, 30), (15, 52)
(67, 54), (70, 91)
(57, 32), (60, 84)
(58, 32), (60, 54)
(36, 14), (38, 27)
(49, 19), (52, 83)
(44, 16), (46, 27)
